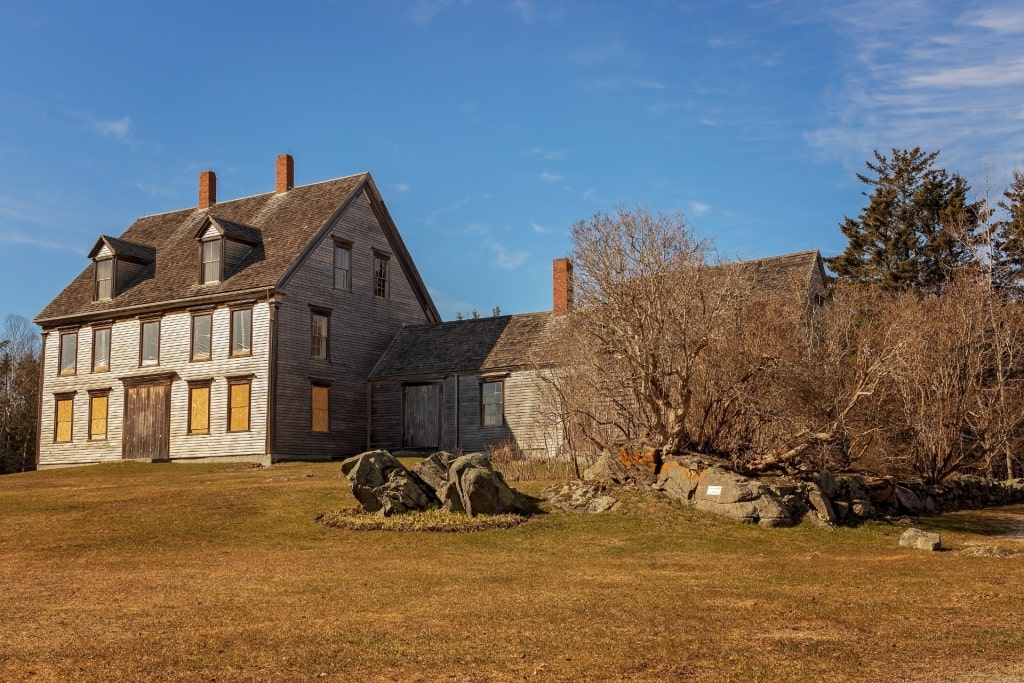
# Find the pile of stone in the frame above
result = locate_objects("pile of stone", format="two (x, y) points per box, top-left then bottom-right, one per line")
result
(581, 445), (1024, 528)
(340, 450), (533, 517)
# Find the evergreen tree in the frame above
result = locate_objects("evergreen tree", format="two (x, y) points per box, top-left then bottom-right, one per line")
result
(991, 169), (1024, 290)
(827, 148), (981, 291)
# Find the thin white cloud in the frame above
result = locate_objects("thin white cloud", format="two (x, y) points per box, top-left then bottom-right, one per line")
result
(540, 171), (563, 183)
(582, 76), (669, 91)
(91, 116), (131, 141)
(511, 0), (534, 23)
(0, 231), (86, 255)
(0, 195), (47, 224)
(395, 183), (410, 193)
(489, 241), (527, 270)
(530, 221), (551, 234)
(410, 0), (475, 24)
(806, 1), (1024, 180)
(524, 147), (567, 160)
(466, 223), (489, 235)
(132, 181), (176, 198)
(690, 201), (711, 215)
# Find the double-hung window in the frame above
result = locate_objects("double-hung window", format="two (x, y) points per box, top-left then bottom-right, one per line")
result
(373, 254), (389, 299)
(94, 259), (113, 300)
(92, 327), (110, 372)
(334, 241), (351, 291)
(191, 313), (212, 361)
(140, 319), (160, 366)
(59, 331), (78, 376)
(201, 239), (222, 284)
(481, 380), (504, 428)
(231, 308), (252, 357)
(311, 309), (329, 361)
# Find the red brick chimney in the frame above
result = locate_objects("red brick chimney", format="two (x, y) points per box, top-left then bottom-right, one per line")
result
(553, 258), (573, 315)
(276, 154), (294, 193)
(198, 170), (216, 209)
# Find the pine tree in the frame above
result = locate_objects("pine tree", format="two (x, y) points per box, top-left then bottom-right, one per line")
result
(991, 169), (1024, 290)
(827, 148), (980, 291)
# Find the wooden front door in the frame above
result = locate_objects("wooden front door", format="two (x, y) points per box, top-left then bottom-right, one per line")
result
(403, 384), (441, 450)
(123, 381), (171, 461)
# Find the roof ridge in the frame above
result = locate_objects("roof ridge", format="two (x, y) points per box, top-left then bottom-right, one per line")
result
(134, 172), (370, 220)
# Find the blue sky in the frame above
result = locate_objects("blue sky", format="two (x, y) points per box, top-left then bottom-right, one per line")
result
(3, 1), (1023, 322)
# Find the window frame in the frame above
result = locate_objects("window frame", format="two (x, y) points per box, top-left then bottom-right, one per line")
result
(91, 326), (111, 373)
(373, 252), (390, 300)
(87, 389), (110, 441)
(190, 312), (213, 362)
(94, 258), (114, 300)
(310, 306), (330, 361)
(226, 376), (252, 433)
(200, 238), (223, 285)
(230, 306), (253, 358)
(480, 379), (505, 428)
(187, 379), (213, 436)
(139, 318), (161, 367)
(58, 330), (78, 376)
(333, 239), (352, 291)
(54, 392), (75, 443)
(311, 380), (330, 434)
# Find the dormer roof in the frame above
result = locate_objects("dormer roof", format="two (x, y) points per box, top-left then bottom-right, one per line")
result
(87, 235), (156, 264)
(195, 216), (263, 246)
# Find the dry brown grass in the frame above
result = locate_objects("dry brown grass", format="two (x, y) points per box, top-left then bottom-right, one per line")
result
(1, 462), (1023, 682)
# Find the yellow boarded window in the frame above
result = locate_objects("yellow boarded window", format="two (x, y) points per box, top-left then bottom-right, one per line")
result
(189, 386), (210, 434)
(312, 384), (329, 433)
(55, 397), (73, 442)
(228, 381), (250, 432)
(89, 395), (107, 440)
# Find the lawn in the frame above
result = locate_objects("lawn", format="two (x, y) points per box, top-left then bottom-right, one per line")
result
(1, 462), (1022, 682)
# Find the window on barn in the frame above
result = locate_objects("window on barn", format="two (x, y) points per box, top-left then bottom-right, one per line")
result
(334, 240), (352, 291)
(230, 307), (252, 357)
(311, 382), (330, 433)
(373, 253), (389, 299)
(311, 309), (330, 361)
(88, 390), (109, 441)
(191, 313), (212, 362)
(140, 319), (160, 366)
(59, 331), (77, 376)
(54, 394), (74, 443)
(92, 327), (110, 373)
(227, 378), (251, 432)
(188, 381), (211, 435)
(481, 380), (504, 428)
(94, 258), (113, 300)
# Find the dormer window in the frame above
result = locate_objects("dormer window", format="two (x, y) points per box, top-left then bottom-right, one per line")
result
(95, 259), (113, 300)
(201, 239), (222, 284)
(195, 216), (261, 285)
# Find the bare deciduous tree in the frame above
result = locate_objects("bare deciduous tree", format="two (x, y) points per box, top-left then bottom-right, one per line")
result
(0, 314), (39, 474)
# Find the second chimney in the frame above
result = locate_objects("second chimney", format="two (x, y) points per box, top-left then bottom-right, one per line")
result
(553, 257), (573, 315)
(276, 154), (294, 193)
(199, 170), (216, 209)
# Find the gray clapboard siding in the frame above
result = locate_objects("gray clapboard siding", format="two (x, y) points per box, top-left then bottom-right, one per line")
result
(38, 305), (271, 467)
(272, 189), (433, 460)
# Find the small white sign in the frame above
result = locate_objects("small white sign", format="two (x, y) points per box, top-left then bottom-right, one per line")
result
(706, 485), (722, 496)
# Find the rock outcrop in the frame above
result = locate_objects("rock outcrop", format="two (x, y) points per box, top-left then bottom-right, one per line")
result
(341, 450), (532, 518)
(656, 455), (794, 528)
(544, 481), (619, 514)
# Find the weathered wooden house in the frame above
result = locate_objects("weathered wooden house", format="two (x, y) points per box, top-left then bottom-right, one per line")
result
(367, 251), (828, 458)
(34, 155), (439, 467)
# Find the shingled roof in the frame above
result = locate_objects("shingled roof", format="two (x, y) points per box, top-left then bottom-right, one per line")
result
(36, 173), (437, 325)
(369, 311), (565, 381)
(369, 249), (826, 381)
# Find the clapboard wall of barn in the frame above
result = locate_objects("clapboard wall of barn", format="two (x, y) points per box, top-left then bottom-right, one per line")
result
(367, 369), (562, 459)
(272, 189), (434, 460)
(37, 305), (270, 468)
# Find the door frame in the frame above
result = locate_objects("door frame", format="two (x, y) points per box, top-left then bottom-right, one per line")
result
(401, 381), (443, 451)
(121, 373), (174, 461)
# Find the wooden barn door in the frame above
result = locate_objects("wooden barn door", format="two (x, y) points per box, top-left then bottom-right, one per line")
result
(123, 380), (171, 461)
(403, 384), (441, 450)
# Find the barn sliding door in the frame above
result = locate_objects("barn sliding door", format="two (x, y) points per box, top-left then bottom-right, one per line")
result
(123, 380), (171, 461)
(403, 384), (441, 450)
